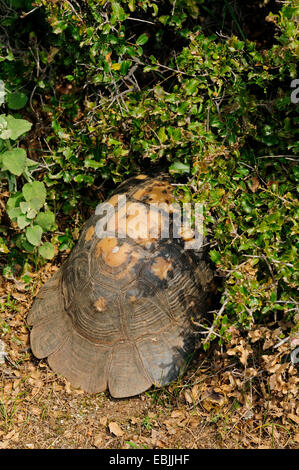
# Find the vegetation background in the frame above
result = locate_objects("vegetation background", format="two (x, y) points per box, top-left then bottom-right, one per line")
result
(0, 0), (298, 449)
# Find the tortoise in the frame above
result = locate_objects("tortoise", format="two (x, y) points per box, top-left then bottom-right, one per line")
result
(28, 174), (214, 398)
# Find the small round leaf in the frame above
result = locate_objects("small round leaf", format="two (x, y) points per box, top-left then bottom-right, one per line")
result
(25, 225), (43, 246)
(35, 211), (55, 231)
(39, 242), (55, 259)
(2, 148), (27, 176)
(7, 92), (28, 110)
(22, 181), (46, 205)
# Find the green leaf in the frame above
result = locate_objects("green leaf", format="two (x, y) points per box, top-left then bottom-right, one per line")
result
(25, 225), (43, 246)
(136, 34), (149, 46)
(22, 181), (46, 206)
(20, 199), (39, 217)
(120, 60), (131, 75)
(0, 81), (5, 105)
(7, 206), (22, 220)
(157, 127), (167, 143)
(17, 214), (30, 229)
(270, 292), (277, 302)
(184, 79), (199, 96)
(159, 15), (169, 25)
(2, 148), (27, 176)
(128, 0), (135, 12)
(20, 201), (30, 214)
(167, 127), (181, 142)
(22, 239), (35, 253)
(26, 158), (39, 168)
(111, 2), (127, 22)
(0, 114), (32, 140)
(210, 249), (221, 264)
(39, 242), (55, 259)
(26, 208), (38, 219)
(0, 115), (10, 139)
(169, 161), (190, 174)
(0, 237), (9, 254)
(6, 92), (28, 110)
(7, 192), (23, 211)
(84, 158), (105, 169)
(35, 211), (55, 231)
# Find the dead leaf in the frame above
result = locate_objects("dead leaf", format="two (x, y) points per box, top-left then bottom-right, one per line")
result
(227, 339), (253, 366)
(191, 384), (200, 402)
(31, 406), (42, 416)
(248, 328), (266, 343)
(0, 440), (9, 449)
(184, 391), (193, 404)
(65, 381), (73, 394)
(250, 175), (260, 192)
(5, 430), (16, 440)
(130, 417), (139, 425)
(189, 416), (200, 428)
(109, 421), (124, 437)
(12, 292), (26, 301)
(100, 416), (108, 427)
(52, 383), (64, 392)
(14, 281), (27, 292)
(94, 432), (105, 448)
(151, 429), (160, 445)
(171, 410), (185, 420)
(263, 337), (275, 350)
(288, 413), (299, 424)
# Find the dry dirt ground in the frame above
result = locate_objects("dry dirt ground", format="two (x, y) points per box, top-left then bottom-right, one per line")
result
(0, 264), (298, 449)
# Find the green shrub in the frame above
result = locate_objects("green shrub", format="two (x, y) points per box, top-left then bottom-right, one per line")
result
(0, 76), (56, 260)
(0, 0), (298, 344)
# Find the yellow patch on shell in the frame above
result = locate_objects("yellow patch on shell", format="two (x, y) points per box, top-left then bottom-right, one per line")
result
(106, 202), (167, 244)
(133, 181), (174, 205)
(94, 296), (107, 312)
(85, 225), (95, 242)
(96, 237), (142, 279)
(151, 257), (173, 280)
(96, 237), (131, 267)
(135, 174), (148, 180)
(107, 194), (122, 207)
(180, 226), (195, 241)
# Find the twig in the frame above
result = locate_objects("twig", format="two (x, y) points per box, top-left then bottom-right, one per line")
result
(257, 154), (298, 161)
(154, 61), (208, 77)
(274, 336), (290, 349)
(65, 0), (82, 20)
(131, 56), (208, 78)
(202, 297), (229, 345)
(127, 16), (155, 25)
(260, 188), (293, 204)
(20, 6), (41, 18)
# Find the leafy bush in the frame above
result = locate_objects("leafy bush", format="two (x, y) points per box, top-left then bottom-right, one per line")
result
(0, 0), (298, 344)
(0, 82), (56, 260)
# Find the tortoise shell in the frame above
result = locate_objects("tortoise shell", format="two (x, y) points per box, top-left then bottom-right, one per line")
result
(28, 174), (213, 398)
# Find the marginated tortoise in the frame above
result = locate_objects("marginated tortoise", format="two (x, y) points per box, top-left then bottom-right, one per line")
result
(28, 174), (214, 398)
